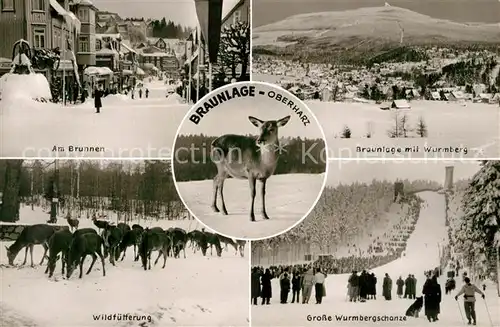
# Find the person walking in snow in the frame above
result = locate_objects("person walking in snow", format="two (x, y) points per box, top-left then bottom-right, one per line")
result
(301, 268), (314, 304)
(260, 268), (273, 305)
(94, 86), (102, 113)
(139, 88), (143, 98)
(423, 274), (442, 322)
(383, 273), (393, 300)
(314, 268), (327, 304)
(455, 277), (485, 325)
(280, 272), (291, 304)
(396, 276), (404, 298)
(348, 271), (359, 302)
(404, 274), (411, 298)
(251, 267), (261, 305)
(291, 271), (302, 303)
(145, 88), (149, 98)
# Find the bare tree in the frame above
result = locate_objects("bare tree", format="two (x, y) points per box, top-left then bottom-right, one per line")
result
(0, 160), (24, 222)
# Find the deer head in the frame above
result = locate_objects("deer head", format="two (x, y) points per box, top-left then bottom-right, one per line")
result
(248, 116), (291, 147)
(66, 258), (77, 279)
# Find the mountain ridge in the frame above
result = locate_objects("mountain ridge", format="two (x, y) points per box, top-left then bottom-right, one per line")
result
(253, 6), (500, 60)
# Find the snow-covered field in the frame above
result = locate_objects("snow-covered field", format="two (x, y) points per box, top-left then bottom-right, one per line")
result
(251, 192), (500, 326)
(176, 173), (326, 240)
(0, 207), (249, 327)
(255, 74), (500, 159)
(0, 78), (188, 158)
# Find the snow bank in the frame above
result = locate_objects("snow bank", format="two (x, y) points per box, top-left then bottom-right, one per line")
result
(0, 73), (51, 103)
(165, 93), (185, 104)
(104, 93), (129, 103)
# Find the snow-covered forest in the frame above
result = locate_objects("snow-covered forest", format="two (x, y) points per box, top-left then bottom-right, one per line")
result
(0, 160), (186, 224)
(447, 161), (500, 290)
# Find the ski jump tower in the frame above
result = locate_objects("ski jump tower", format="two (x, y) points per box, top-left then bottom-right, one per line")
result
(444, 166), (454, 191)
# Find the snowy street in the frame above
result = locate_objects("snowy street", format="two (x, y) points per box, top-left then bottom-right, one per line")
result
(251, 192), (500, 327)
(0, 207), (249, 327)
(176, 173), (326, 240)
(0, 80), (188, 158)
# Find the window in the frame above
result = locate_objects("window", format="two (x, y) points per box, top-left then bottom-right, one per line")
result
(53, 28), (61, 49)
(79, 36), (89, 52)
(96, 39), (101, 51)
(1, 0), (14, 11)
(33, 28), (45, 48)
(78, 8), (88, 22)
(233, 10), (241, 24)
(32, 0), (45, 11)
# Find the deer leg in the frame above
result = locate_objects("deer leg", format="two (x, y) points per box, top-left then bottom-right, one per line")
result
(86, 254), (97, 275)
(162, 251), (167, 269)
(61, 252), (66, 275)
(29, 245), (35, 267)
(22, 246), (29, 265)
(219, 174), (228, 215)
(260, 179), (270, 219)
(154, 251), (162, 265)
(40, 243), (49, 265)
(79, 255), (86, 278)
(211, 176), (220, 212)
(183, 246), (186, 259)
(249, 176), (257, 221)
(99, 253), (106, 277)
(148, 252), (152, 270)
(120, 247), (126, 261)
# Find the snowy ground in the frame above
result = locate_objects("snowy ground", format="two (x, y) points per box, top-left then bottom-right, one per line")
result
(0, 207), (249, 327)
(0, 79), (188, 158)
(251, 192), (500, 326)
(176, 173), (326, 240)
(254, 74), (500, 159)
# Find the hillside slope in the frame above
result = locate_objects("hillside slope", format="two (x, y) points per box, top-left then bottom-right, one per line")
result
(253, 6), (500, 58)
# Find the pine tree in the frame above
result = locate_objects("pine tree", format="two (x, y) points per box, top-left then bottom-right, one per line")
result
(454, 161), (500, 279)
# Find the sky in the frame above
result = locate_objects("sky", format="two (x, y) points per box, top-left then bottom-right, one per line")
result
(91, 0), (240, 27)
(326, 160), (482, 186)
(253, 0), (500, 27)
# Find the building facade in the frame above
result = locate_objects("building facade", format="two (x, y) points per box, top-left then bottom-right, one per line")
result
(0, 0), (81, 78)
(70, 0), (97, 67)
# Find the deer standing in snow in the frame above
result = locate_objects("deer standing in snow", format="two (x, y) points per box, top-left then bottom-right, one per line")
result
(210, 115), (291, 221)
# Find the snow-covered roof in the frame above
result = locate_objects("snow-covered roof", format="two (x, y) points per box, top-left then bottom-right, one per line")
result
(393, 99), (411, 108)
(96, 33), (121, 40)
(84, 66), (113, 75)
(50, 0), (81, 32)
(120, 42), (136, 54)
(222, 0), (243, 20)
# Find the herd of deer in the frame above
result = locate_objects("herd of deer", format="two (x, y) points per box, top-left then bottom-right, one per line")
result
(4, 215), (246, 280)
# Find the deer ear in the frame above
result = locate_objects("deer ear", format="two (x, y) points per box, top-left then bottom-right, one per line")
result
(277, 116), (291, 127)
(248, 116), (264, 127)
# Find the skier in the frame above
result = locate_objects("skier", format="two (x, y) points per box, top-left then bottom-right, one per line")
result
(455, 277), (485, 325)
(139, 88), (143, 98)
(145, 88), (149, 98)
